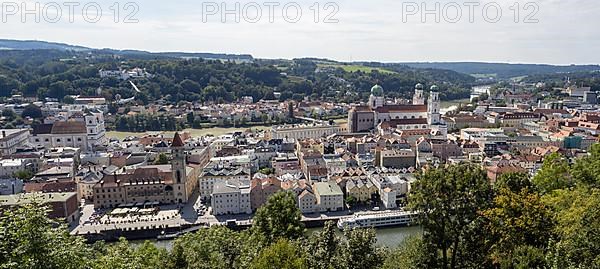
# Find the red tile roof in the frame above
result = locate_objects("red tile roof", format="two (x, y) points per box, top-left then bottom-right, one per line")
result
(375, 105), (427, 113)
(385, 118), (428, 127)
(51, 121), (86, 134)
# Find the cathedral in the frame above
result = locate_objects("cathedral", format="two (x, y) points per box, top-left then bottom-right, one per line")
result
(348, 83), (447, 136)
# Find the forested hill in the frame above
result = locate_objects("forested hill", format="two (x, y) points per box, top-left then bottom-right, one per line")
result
(0, 50), (476, 104)
(0, 39), (89, 51)
(0, 39), (253, 62)
(399, 62), (600, 79)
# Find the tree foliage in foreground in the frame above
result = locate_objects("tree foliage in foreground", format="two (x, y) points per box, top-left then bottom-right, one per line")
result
(409, 163), (493, 269)
(483, 172), (554, 268)
(5, 157), (600, 268)
(532, 152), (573, 194)
(0, 203), (93, 269)
(251, 191), (305, 242)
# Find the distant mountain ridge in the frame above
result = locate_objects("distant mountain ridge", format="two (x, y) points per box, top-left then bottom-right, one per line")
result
(0, 39), (253, 61)
(0, 39), (89, 51)
(2, 39), (599, 78)
(398, 62), (600, 79)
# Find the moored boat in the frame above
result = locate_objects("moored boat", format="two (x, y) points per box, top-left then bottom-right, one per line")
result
(337, 210), (419, 230)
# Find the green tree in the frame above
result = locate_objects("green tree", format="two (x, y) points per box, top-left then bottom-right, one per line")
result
(168, 226), (244, 269)
(13, 170), (34, 180)
(21, 104), (43, 119)
(1, 109), (17, 120)
(494, 172), (533, 193)
(532, 152), (573, 194)
(62, 95), (75, 104)
(167, 243), (188, 269)
(305, 221), (341, 269)
(258, 167), (274, 175)
(345, 195), (358, 208)
(409, 163), (493, 269)
(0, 202), (92, 269)
(484, 173), (553, 268)
(186, 112), (195, 125)
(48, 81), (69, 99)
(260, 114), (269, 123)
(382, 236), (428, 269)
(250, 239), (307, 269)
(251, 191), (305, 242)
(153, 153), (170, 165)
(545, 188), (600, 268)
(571, 143), (600, 188)
(340, 228), (384, 269)
(93, 238), (168, 269)
(501, 245), (546, 269)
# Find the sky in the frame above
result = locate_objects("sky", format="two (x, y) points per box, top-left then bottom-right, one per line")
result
(1, 0), (599, 64)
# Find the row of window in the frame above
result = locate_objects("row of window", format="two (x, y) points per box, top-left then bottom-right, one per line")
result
(97, 194), (123, 199)
(34, 137), (83, 143)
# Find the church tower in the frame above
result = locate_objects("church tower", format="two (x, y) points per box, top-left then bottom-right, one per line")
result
(427, 85), (441, 125)
(413, 83), (425, 105)
(171, 132), (187, 203)
(369, 84), (385, 109)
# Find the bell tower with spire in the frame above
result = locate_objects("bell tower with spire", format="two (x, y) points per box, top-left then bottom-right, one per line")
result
(171, 132), (187, 203)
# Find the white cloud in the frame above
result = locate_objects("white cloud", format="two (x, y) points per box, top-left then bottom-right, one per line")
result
(1, 0), (598, 64)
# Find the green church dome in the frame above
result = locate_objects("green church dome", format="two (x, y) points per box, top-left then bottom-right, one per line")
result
(371, 84), (384, 96)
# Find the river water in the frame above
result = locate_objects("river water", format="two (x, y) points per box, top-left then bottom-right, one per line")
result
(134, 225), (422, 250)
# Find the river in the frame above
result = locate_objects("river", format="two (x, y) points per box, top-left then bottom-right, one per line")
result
(131, 225), (422, 250)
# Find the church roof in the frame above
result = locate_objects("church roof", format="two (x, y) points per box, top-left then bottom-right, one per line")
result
(51, 121), (87, 134)
(382, 118), (428, 128)
(375, 104), (427, 113)
(353, 106), (373, 112)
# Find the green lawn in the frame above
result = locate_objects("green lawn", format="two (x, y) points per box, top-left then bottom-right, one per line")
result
(286, 75), (308, 83)
(471, 73), (497, 78)
(510, 76), (528, 82)
(317, 64), (396, 74)
(441, 98), (471, 108)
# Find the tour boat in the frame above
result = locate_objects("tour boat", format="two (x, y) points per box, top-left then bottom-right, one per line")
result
(337, 210), (419, 229)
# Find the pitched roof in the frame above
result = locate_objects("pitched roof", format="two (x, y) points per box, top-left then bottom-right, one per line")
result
(375, 104), (427, 113)
(171, 132), (185, 147)
(51, 121), (86, 134)
(32, 124), (53, 135)
(384, 118), (428, 127)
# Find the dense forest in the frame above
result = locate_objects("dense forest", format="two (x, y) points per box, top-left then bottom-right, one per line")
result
(0, 50), (477, 105)
(3, 144), (600, 268)
(0, 39), (254, 61)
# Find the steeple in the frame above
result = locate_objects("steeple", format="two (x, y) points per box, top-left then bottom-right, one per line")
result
(171, 132), (184, 148)
(171, 132), (186, 186)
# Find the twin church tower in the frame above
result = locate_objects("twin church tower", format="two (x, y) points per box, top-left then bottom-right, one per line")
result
(349, 83), (446, 135)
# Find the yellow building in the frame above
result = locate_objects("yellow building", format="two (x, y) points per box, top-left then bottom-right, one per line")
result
(345, 178), (377, 202)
